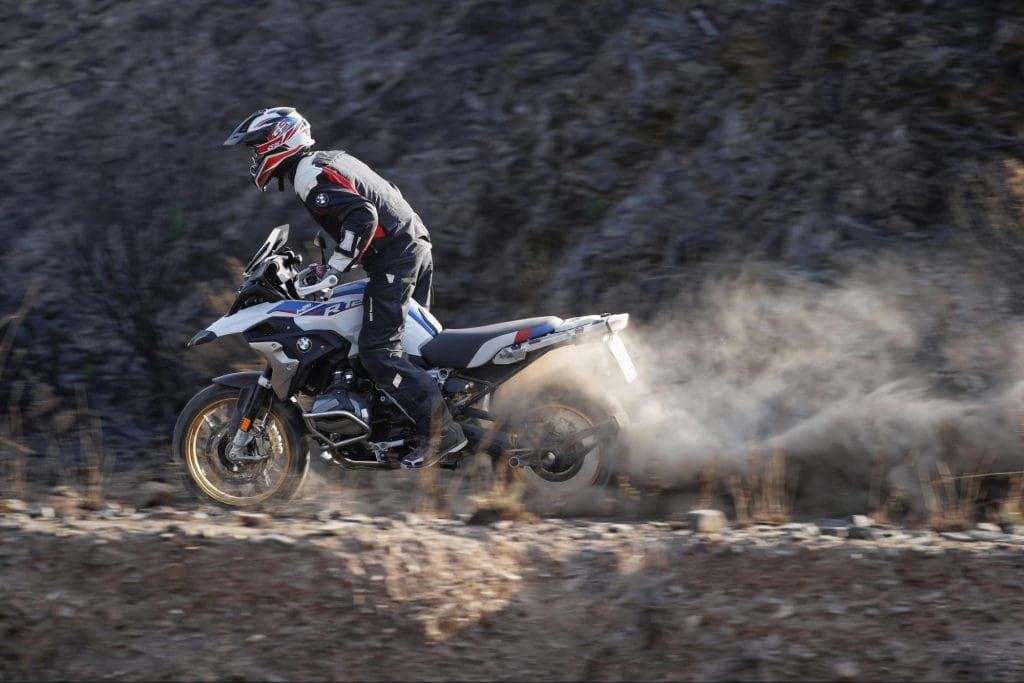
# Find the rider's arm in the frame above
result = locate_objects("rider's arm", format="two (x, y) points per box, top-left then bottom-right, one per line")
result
(306, 184), (379, 273)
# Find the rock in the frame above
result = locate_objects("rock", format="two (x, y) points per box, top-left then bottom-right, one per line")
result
(255, 533), (297, 545)
(308, 521), (358, 537)
(77, 497), (107, 512)
(832, 660), (860, 681)
(189, 526), (220, 539)
(234, 512), (271, 527)
(850, 515), (875, 528)
(772, 602), (795, 619)
(27, 504), (56, 519)
(49, 485), (81, 499)
(0, 499), (27, 514)
(782, 523), (819, 541)
(848, 526), (881, 541)
(816, 518), (851, 529)
(147, 507), (187, 520)
(817, 521), (850, 538)
(975, 522), (1002, 533)
(966, 530), (1005, 543)
(134, 481), (178, 508)
(395, 511), (420, 525)
(684, 509), (728, 533)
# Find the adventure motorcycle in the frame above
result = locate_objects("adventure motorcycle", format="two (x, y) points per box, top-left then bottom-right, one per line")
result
(172, 225), (638, 509)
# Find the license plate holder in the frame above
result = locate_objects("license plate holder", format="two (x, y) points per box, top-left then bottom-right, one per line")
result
(607, 334), (638, 384)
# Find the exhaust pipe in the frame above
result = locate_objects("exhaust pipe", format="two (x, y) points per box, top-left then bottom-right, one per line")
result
(461, 417), (619, 465)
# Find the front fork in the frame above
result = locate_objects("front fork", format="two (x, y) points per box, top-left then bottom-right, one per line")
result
(227, 367), (274, 462)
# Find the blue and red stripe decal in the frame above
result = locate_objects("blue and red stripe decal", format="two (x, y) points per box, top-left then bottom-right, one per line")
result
(408, 306), (438, 336)
(269, 300), (319, 315)
(513, 321), (556, 344)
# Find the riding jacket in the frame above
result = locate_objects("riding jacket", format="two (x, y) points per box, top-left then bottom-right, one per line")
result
(291, 150), (430, 270)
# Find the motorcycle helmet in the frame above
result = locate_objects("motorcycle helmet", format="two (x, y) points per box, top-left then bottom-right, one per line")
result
(224, 107), (314, 190)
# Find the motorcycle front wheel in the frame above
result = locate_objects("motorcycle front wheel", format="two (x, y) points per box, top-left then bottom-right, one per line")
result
(172, 384), (309, 508)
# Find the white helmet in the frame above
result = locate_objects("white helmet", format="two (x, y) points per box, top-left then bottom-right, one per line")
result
(224, 107), (314, 190)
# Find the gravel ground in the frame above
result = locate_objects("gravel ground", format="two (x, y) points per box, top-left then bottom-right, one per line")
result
(3, 477), (1024, 683)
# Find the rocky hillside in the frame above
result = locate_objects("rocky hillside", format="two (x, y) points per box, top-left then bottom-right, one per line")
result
(1, 1), (1023, 496)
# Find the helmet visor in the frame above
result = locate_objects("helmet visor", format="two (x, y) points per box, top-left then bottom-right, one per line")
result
(224, 110), (266, 146)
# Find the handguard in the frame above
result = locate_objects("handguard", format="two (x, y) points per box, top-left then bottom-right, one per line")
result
(294, 264), (340, 297)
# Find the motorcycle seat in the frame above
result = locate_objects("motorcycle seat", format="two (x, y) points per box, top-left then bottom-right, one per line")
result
(420, 316), (562, 369)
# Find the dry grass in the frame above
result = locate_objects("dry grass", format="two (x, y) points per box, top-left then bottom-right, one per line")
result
(728, 448), (794, 526)
(0, 284), (113, 507)
(996, 473), (1024, 527)
(387, 407), (540, 523)
(457, 415), (536, 524)
(75, 385), (110, 511)
(920, 461), (982, 531)
(0, 284), (37, 500)
(463, 466), (536, 525)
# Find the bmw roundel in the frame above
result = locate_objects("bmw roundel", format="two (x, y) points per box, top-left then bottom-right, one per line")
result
(314, 192), (329, 207)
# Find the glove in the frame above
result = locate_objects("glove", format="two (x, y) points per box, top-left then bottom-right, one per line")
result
(299, 263), (335, 288)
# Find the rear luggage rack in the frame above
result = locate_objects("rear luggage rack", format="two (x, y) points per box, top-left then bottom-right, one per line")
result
(492, 313), (628, 365)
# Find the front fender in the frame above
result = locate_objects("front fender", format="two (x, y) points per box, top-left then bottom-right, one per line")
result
(209, 372), (306, 434)
(212, 371), (263, 389)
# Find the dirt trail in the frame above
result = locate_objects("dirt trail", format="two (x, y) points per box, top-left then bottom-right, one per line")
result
(3, 484), (1024, 682)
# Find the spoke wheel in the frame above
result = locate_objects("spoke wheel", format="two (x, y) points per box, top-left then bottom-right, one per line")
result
(516, 402), (603, 488)
(174, 384), (309, 508)
(492, 385), (626, 513)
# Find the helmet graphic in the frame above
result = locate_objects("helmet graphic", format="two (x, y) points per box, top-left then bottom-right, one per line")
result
(224, 107), (314, 190)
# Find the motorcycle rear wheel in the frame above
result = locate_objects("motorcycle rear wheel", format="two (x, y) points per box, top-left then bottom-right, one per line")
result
(172, 384), (309, 508)
(496, 385), (627, 513)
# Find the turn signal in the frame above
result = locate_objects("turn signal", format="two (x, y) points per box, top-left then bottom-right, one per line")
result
(606, 314), (629, 332)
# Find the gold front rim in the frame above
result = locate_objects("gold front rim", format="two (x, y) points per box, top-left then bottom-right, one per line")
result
(184, 397), (292, 506)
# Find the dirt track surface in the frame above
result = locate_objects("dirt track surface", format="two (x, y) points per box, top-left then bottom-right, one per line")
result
(4, 488), (1024, 683)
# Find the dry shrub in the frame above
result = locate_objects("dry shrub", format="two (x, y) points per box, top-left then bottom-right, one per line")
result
(462, 455), (537, 525)
(729, 448), (793, 526)
(922, 461), (986, 531)
(997, 474), (1024, 527)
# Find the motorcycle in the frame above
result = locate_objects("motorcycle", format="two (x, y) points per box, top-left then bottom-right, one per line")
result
(172, 224), (638, 509)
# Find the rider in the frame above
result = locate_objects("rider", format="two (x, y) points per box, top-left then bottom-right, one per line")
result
(223, 106), (467, 469)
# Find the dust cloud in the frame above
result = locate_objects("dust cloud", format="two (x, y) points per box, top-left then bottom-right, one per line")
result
(544, 255), (1024, 521)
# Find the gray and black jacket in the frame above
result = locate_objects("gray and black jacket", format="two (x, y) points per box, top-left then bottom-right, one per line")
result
(291, 150), (430, 269)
